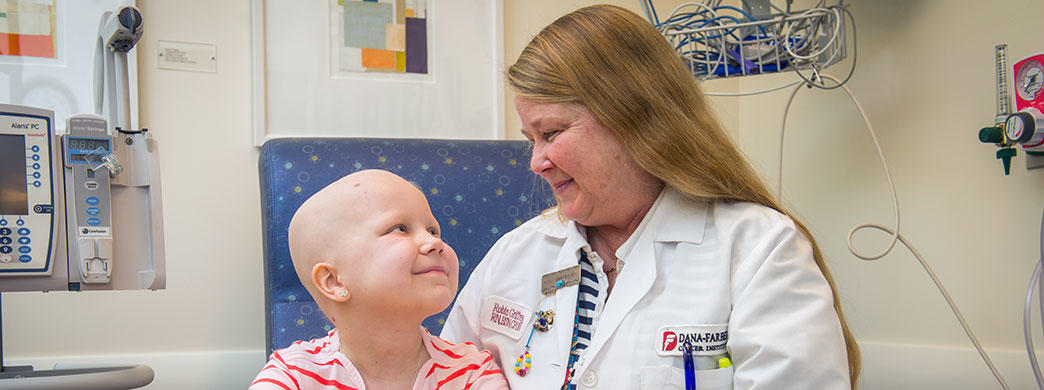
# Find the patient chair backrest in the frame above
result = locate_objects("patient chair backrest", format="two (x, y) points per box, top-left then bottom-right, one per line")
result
(258, 138), (551, 355)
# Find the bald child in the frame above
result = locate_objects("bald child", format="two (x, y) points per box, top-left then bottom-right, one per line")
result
(251, 170), (508, 390)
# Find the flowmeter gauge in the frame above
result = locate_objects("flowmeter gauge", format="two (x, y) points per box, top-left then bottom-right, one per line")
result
(1016, 59), (1043, 102)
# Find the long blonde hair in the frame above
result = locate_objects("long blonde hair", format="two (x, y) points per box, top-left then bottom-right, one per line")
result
(507, 4), (860, 386)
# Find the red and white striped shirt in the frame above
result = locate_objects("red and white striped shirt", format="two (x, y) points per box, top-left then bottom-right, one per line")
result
(250, 328), (508, 390)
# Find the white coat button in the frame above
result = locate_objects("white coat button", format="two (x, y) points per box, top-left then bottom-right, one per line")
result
(581, 370), (597, 387)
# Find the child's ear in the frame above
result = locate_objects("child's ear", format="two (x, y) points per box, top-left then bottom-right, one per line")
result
(312, 262), (351, 302)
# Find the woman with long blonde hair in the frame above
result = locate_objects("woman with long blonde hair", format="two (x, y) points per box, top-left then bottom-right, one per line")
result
(442, 4), (859, 389)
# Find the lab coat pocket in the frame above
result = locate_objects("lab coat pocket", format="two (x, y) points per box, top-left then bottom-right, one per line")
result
(694, 366), (733, 390)
(640, 365), (685, 390)
(639, 365), (734, 390)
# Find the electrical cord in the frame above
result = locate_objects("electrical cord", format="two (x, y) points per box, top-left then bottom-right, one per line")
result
(703, 79), (803, 96)
(701, 8), (852, 99)
(701, 7), (851, 99)
(777, 73), (1011, 389)
(651, 1), (845, 80)
(793, 6), (857, 90)
(1026, 256), (1044, 389)
(781, 8), (840, 60)
(1025, 210), (1044, 390)
(778, 74), (898, 260)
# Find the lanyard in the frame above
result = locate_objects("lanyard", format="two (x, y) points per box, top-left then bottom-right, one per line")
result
(561, 250), (592, 389)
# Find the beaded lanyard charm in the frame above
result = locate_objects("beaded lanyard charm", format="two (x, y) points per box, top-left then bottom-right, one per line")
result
(518, 267), (578, 378)
(515, 275), (572, 375)
(515, 309), (555, 377)
(514, 329), (534, 376)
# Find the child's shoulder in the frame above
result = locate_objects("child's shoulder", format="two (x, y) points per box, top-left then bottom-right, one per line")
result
(425, 331), (491, 362)
(423, 331), (508, 388)
(273, 329), (341, 362)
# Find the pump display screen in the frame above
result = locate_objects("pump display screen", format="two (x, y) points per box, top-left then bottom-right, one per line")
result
(67, 137), (110, 164)
(68, 137), (110, 152)
(0, 134), (29, 215)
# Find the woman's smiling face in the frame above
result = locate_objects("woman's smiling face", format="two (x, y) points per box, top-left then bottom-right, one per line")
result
(516, 96), (661, 229)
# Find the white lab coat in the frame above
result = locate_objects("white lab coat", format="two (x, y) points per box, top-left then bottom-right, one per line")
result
(441, 187), (851, 389)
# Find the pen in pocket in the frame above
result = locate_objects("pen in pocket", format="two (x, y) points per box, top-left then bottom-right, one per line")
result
(682, 341), (696, 390)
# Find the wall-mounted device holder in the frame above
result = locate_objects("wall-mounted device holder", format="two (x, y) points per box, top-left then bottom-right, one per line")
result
(0, 6), (161, 388)
(0, 5), (164, 292)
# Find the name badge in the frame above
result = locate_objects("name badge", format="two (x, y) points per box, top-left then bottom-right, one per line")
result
(540, 265), (581, 295)
(656, 324), (729, 357)
(480, 296), (532, 340)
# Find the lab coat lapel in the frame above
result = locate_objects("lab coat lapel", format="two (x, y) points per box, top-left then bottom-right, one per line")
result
(580, 225), (657, 370)
(577, 188), (708, 375)
(577, 190), (665, 374)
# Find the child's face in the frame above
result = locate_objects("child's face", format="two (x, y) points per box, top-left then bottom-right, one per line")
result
(334, 175), (459, 319)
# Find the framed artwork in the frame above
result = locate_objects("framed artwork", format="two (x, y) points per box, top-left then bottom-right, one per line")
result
(333, 0), (429, 76)
(0, 0), (138, 132)
(251, 0), (504, 145)
(0, 0), (57, 59)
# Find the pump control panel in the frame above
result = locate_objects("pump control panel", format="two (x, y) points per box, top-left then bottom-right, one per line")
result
(64, 114), (114, 283)
(0, 106), (58, 275)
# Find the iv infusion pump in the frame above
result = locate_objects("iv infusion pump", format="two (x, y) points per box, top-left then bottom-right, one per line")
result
(0, 104), (165, 292)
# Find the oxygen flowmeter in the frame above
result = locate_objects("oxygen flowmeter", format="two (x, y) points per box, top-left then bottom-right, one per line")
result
(1004, 55), (1044, 153)
(979, 46), (1044, 174)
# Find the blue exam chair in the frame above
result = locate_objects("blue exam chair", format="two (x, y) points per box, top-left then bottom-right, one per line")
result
(258, 138), (552, 355)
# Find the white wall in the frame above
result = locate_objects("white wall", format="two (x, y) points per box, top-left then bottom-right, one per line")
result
(4, 1), (1044, 389)
(2, 0), (267, 388)
(730, 0), (1044, 388)
(504, 1), (1044, 389)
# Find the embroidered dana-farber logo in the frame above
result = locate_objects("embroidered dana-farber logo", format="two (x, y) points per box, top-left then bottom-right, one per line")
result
(662, 331), (677, 351)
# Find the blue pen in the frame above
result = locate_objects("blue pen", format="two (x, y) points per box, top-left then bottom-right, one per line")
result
(682, 341), (696, 390)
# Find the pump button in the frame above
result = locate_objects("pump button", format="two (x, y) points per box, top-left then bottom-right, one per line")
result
(78, 238), (96, 258)
(87, 217), (101, 226)
(85, 197), (100, 205)
(96, 238), (113, 260)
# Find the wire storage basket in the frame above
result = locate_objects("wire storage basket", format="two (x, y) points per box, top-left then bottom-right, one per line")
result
(655, 3), (848, 80)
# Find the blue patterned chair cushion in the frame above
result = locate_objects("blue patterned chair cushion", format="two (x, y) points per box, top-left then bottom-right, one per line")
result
(259, 138), (553, 355)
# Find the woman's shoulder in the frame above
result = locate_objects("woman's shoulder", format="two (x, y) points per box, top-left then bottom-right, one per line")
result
(516, 207), (568, 233)
(707, 200), (804, 254)
(711, 200), (793, 231)
(492, 208), (570, 244)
